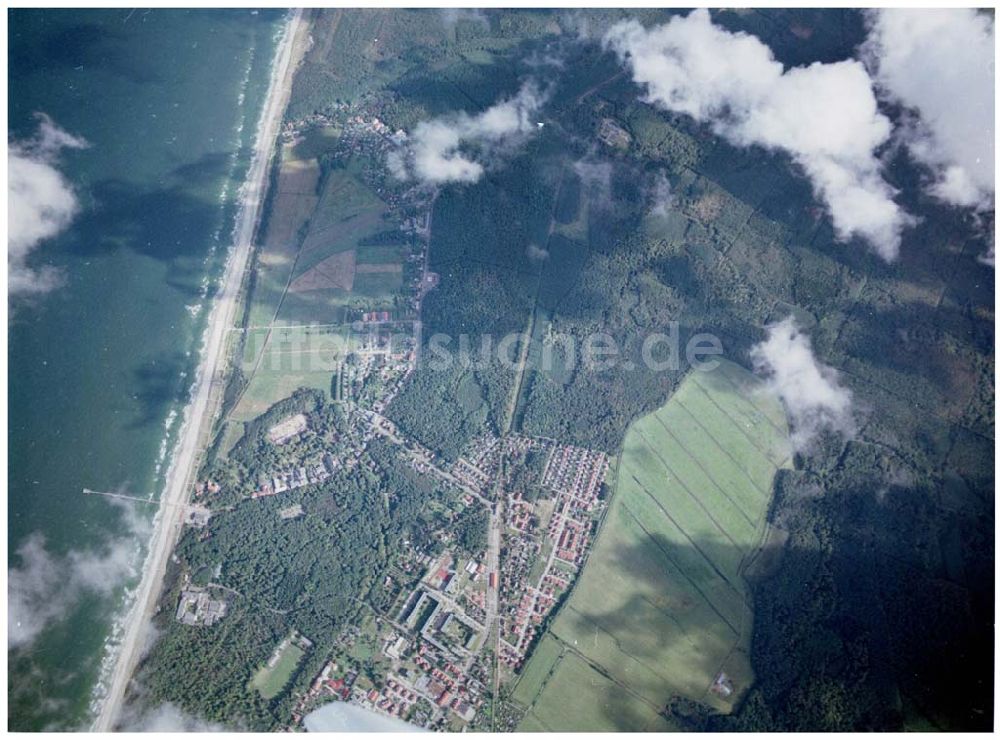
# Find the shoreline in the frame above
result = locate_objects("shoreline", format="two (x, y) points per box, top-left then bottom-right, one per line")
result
(91, 9), (309, 730)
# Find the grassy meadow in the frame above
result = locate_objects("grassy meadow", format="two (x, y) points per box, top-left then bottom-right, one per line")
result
(252, 641), (306, 700)
(513, 359), (791, 730)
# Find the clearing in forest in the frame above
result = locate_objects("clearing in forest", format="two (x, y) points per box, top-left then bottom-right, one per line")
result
(514, 359), (792, 731)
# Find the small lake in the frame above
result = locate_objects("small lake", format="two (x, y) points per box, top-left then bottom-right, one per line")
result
(303, 702), (428, 733)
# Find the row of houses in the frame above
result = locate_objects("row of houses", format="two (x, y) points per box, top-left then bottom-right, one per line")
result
(541, 443), (609, 504)
(253, 459), (333, 498)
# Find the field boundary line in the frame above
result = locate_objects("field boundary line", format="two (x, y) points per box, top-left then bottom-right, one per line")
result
(555, 646), (672, 723)
(670, 398), (774, 504)
(693, 367), (787, 440)
(620, 494), (740, 635)
(630, 430), (743, 553)
(560, 602), (687, 689)
(686, 379), (786, 469)
(649, 411), (757, 526)
(625, 462), (743, 592)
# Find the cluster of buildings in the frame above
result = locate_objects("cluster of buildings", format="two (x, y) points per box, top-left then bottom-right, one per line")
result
(175, 585), (227, 627)
(598, 116), (632, 150)
(398, 558), (485, 661)
(456, 433), (554, 490)
(200, 206), (616, 721)
(254, 458), (333, 497)
(411, 656), (480, 723)
(455, 432), (504, 484)
(497, 443), (610, 668)
(290, 545), (492, 730)
(346, 347), (416, 415)
(541, 443), (609, 506)
(192, 479), (220, 499)
(450, 456), (491, 492)
(282, 104), (412, 208)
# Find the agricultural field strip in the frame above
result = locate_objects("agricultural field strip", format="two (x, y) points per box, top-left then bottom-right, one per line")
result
(686, 377), (790, 469)
(511, 638), (563, 708)
(698, 362), (782, 426)
(633, 424), (749, 548)
(546, 649), (671, 730)
(665, 399), (775, 506)
(513, 362), (790, 729)
(648, 411), (759, 526)
(524, 637), (669, 730)
(250, 324), (351, 355)
(303, 258), (353, 287)
(629, 444), (744, 580)
(618, 494), (741, 635)
(299, 176), (358, 235)
(670, 393), (782, 493)
(230, 234), (308, 421)
(623, 444), (744, 579)
(693, 369), (788, 446)
(560, 600), (692, 689)
(240, 176), (383, 383)
(616, 477), (746, 626)
(300, 209), (377, 245)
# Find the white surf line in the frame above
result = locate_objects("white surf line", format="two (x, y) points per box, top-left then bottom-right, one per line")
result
(91, 9), (306, 730)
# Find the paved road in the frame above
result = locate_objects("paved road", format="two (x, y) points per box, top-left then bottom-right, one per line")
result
(485, 500), (503, 729)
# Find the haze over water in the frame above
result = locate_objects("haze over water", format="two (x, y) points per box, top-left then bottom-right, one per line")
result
(8, 9), (284, 729)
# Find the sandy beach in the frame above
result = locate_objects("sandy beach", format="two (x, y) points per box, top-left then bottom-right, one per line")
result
(92, 10), (310, 730)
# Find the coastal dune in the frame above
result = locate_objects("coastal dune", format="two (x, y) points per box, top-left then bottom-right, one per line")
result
(92, 10), (309, 730)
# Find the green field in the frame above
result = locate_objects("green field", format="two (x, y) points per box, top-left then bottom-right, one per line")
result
(357, 244), (408, 264)
(252, 641), (306, 700)
(511, 634), (562, 707)
(230, 326), (352, 422)
(246, 160), (399, 329)
(523, 652), (676, 732)
(515, 359), (791, 730)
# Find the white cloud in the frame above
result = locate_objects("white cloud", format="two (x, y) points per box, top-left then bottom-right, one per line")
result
(389, 80), (546, 185)
(572, 158), (613, 210)
(751, 317), (854, 451)
(118, 702), (228, 732)
(8, 501), (147, 650)
(526, 243), (549, 262)
(863, 9), (995, 212)
(649, 172), (673, 218)
(440, 8), (488, 28)
(604, 10), (910, 260)
(8, 113), (88, 295)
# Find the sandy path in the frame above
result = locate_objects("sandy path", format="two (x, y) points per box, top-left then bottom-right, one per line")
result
(92, 10), (310, 730)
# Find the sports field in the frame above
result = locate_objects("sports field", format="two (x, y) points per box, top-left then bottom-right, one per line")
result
(513, 359), (791, 730)
(252, 640), (306, 700)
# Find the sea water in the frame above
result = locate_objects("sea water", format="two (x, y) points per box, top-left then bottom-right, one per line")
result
(8, 9), (285, 729)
